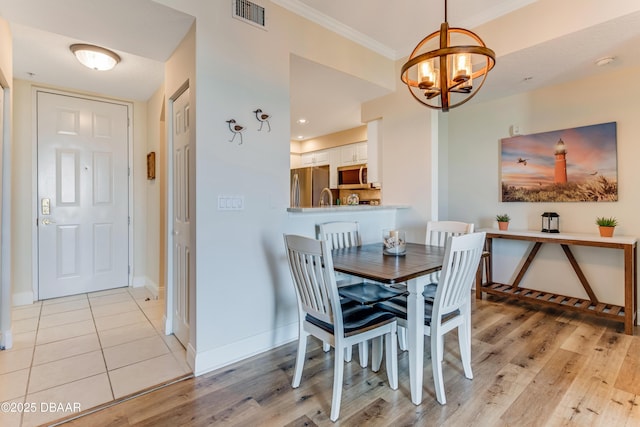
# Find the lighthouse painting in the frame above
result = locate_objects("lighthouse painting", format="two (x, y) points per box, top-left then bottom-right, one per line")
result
(501, 122), (617, 202)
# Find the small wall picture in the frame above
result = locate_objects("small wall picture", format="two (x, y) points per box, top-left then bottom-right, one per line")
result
(501, 122), (617, 202)
(147, 152), (156, 180)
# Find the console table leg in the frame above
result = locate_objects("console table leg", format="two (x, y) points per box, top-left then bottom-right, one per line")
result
(624, 245), (635, 335)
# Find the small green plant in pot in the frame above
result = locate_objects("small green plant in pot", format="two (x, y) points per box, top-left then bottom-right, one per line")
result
(496, 214), (510, 231)
(596, 216), (618, 237)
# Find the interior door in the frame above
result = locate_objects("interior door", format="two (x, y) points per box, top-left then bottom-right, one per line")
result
(37, 91), (129, 300)
(172, 88), (192, 347)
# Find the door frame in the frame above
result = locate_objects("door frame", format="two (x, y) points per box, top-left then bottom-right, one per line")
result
(31, 87), (134, 301)
(0, 79), (11, 349)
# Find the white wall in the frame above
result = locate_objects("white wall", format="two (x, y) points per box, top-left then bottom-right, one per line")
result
(145, 85), (166, 296)
(446, 66), (640, 305)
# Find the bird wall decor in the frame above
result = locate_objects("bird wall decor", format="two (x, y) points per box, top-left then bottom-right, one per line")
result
(253, 108), (271, 132)
(226, 119), (244, 145)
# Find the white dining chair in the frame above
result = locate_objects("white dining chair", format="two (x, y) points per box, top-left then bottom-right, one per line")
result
(284, 234), (398, 422)
(318, 221), (405, 365)
(374, 232), (486, 405)
(395, 220), (474, 351)
(422, 220), (474, 299)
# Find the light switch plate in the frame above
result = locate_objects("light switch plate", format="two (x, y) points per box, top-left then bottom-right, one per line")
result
(218, 195), (244, 210)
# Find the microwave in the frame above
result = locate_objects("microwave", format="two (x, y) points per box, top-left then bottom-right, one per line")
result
(338, 164), (369, 189)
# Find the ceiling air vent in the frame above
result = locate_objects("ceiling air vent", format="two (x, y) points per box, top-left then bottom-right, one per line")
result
(233, 0), (267, 29)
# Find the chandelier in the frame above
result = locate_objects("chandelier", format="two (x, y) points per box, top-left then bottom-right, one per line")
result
(400, 0), (496, 112)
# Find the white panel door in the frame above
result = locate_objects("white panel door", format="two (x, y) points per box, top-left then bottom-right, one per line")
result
(172, 88), (192, 347)
(37, 91), (129, 300)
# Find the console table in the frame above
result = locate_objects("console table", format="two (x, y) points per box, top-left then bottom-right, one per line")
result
(476, 229), (637, 335)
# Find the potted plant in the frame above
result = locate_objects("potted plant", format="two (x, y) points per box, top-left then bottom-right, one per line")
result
(596, 216), (618, 237)
(496, 214), (511, 231)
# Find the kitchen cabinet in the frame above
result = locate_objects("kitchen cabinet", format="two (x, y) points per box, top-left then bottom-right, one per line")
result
(301, 150), (329, 166)
(340, 142), (367, 165)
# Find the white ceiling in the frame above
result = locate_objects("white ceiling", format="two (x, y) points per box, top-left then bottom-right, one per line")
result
(0, 0), (194, 101)
(2, 0), (640, 141)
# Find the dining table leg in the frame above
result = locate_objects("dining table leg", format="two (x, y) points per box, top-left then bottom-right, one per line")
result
(407, 277), (424, 405)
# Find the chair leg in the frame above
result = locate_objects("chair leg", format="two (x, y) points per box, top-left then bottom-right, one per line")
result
(344, 345), (352, 362)
(431, 331), (446, 405)
(359, 341), (369, 368)
(385, 327), (398, 390)
(459, 308), (473, 380)
(398, 326), (408, 351)
(292, 333), (308, 388)
(330, 346), (345, 422)
(323, 341), (330, 352)
(371, 336), (383, 372)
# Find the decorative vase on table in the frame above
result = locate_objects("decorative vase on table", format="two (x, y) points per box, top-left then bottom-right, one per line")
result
(383, 230), (406, 256)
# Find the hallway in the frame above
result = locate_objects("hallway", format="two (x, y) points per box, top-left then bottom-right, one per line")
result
(0, 287), (191, 427)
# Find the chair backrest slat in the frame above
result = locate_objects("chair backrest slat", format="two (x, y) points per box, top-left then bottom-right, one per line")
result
(284, 234), (343, 330)
(318, 221), (362, 250)
(434, 232), (486, 318)
(426, 221), (474, 247)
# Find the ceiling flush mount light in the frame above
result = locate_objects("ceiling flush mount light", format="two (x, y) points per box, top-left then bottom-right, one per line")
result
(70, 44), (121, 71)
(595, 56), (615, 67)
(400, 0), (496, 112)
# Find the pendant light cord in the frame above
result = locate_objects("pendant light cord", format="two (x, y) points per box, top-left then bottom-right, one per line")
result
(444, 0), (448, 23)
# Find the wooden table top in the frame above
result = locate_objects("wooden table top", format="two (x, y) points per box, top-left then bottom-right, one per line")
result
(331, 242), (446, 284)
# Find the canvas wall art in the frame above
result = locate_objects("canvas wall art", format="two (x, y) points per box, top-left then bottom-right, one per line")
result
(501, 122), (617, 202)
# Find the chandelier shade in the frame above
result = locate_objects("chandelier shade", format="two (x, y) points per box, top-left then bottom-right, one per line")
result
(70, 44), (121, 71)
(400, 1), (495, 112)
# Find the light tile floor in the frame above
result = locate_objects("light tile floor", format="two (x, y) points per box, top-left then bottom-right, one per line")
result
(0, 287), (191, 427)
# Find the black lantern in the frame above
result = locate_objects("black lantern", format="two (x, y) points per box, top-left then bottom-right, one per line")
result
(541, 212), (560, 233)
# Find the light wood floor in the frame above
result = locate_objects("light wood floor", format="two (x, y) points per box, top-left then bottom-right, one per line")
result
(57, 295), (640, 426)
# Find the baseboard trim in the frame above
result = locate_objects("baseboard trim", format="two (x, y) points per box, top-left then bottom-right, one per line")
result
(132, 276), (161, 300)
(0, 328), (12, 349)
(192, 322), (298, 377)
(132, 276), (146, 288)
(186, 343), (197, 372)
(144, 279), (160, 299)
(12, 291), (34, 307)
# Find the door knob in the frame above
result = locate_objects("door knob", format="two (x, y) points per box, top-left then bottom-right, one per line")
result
(41, 218), (56, 225)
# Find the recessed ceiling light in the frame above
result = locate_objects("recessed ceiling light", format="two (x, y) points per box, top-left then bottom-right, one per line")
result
(595, 57), (615, 67)
(297, 118), (308, 124)
(297, 135), (304, 139)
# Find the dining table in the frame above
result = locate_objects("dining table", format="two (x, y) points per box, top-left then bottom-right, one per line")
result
(331, 241), (446, 405)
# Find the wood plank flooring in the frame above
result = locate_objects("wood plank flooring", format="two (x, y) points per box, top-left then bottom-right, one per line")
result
(56, 295), (640, 426)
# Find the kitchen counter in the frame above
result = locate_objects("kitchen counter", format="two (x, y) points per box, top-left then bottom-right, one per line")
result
(287, 205), (409, 213)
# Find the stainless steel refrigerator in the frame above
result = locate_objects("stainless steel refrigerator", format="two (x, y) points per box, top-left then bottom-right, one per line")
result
(290, 165), (330, 208)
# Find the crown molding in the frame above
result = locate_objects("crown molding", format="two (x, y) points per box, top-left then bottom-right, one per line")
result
(272, 0), (397, 60)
